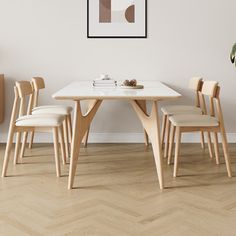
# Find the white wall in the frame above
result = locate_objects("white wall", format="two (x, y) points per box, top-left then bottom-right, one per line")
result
(0, 0), (236, 143)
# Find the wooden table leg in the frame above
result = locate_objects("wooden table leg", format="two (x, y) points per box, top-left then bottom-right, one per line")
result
(131, 100), (164, 190)
(68, 100), (102, 189)
(136, 100), (149, 146)
(82, 128), (90, 148)
(82, 100), (97, 147)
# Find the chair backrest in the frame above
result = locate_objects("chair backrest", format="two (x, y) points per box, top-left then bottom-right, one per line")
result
(201, 81), (218, 97)
(188, 77), (203, 91)
(32, 77), (45, 91)
(8, 81), (34, 129)
(8, 86), (21, 128)
(188, 77), (203, 108)
(15, 81), (34, 118)
(31, 77), (45, 108)
(16, 81), (33, 98)
(200, 80), (225, 127)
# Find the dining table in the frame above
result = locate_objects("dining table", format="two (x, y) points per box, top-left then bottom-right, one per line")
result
(52, 81), (181, 190)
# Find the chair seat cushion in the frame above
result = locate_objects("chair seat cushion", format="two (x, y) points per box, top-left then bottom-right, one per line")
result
(16, 114), (65, 127)
(161, 105), (202, 115)
(32, 105), (73, 115)
(169, 114), (219, 127)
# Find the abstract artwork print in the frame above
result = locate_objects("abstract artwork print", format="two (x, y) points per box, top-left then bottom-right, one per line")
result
(99, 0), (135, 23)
(88, 0), (147, 38)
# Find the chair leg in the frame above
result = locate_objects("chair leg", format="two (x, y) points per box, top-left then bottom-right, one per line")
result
(59, 125), (66, 165)
(164, 117), (170, 158)
(63, 120), (69, 159)
(173, 127), (181, 177)
(220, 131), (232, 178)
(67, 114), (73, 144)
(13, 132), (21, 165)
(213, 132), (220, 165)
(28, 131), (34, 149)
(2, 129), (15, 177)
(168, 125), (176, 165)
(200, 131), (205, 149)
(207, 132), (213, 158)
(53, 127), (61, 177)
(20, 132), (28, 159)
(161, 114), (167, 149)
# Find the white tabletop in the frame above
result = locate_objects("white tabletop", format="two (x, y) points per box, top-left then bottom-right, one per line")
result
(52, 81), (181, 101)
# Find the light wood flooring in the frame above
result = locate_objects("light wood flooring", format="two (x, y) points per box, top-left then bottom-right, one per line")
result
(1, 143), (236, 236)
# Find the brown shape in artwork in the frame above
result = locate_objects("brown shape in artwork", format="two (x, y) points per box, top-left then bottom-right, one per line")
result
(99, 0), (111, 23)
(125, 5), (135, 23)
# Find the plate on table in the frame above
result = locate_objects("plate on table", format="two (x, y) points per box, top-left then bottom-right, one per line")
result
(120, 85), (144, 89)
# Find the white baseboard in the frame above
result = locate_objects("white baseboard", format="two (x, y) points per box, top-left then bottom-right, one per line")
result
(87, 133), (236, 143)
(1, 132), (236, 143)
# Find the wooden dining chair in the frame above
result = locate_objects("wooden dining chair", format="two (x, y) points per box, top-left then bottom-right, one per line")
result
(1, 81), (66, 178)
(23, 77), (73, 159)
(161, 77), (211, 158)
(168, 81), (232, 178)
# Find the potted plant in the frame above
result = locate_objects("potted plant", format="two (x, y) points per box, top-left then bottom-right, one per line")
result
(230, 43), (236, 66)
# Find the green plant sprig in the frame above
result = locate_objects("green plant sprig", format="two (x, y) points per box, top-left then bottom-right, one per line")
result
(230, 43), (236, 67)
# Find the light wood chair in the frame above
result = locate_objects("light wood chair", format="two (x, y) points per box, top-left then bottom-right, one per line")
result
(1, 81), (66, 178)
(168, 81), (232, 178)
(161, 77), (209, 159)
(24, 77), (73, 159)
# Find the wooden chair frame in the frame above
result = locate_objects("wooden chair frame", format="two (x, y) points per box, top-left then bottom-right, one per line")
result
(168, 83), (232, 178)
(25, 77), (73, 159)
(2, 81), (66, 178)
(161, 78), (208, 158)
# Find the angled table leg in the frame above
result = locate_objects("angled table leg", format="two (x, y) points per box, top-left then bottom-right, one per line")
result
(82, 100), (97, 147)
(130, 100), (164, 190)
(68, 100), (102, 189)
(136, 100), (149, 146)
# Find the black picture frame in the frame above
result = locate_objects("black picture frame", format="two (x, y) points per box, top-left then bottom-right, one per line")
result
(87, 0), (147, 38)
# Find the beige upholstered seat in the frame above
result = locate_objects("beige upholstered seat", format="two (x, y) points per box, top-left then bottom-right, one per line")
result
(169, 114), (218, 127)
(16, 114), (65, 127)
(32, 105), (73, 115)
(161, 105), (202, 115)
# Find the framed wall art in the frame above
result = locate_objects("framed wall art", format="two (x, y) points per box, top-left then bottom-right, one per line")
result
(87, 0), (147, 38)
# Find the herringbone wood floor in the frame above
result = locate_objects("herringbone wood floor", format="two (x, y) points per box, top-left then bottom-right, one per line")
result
(1, 143), (236, 236)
